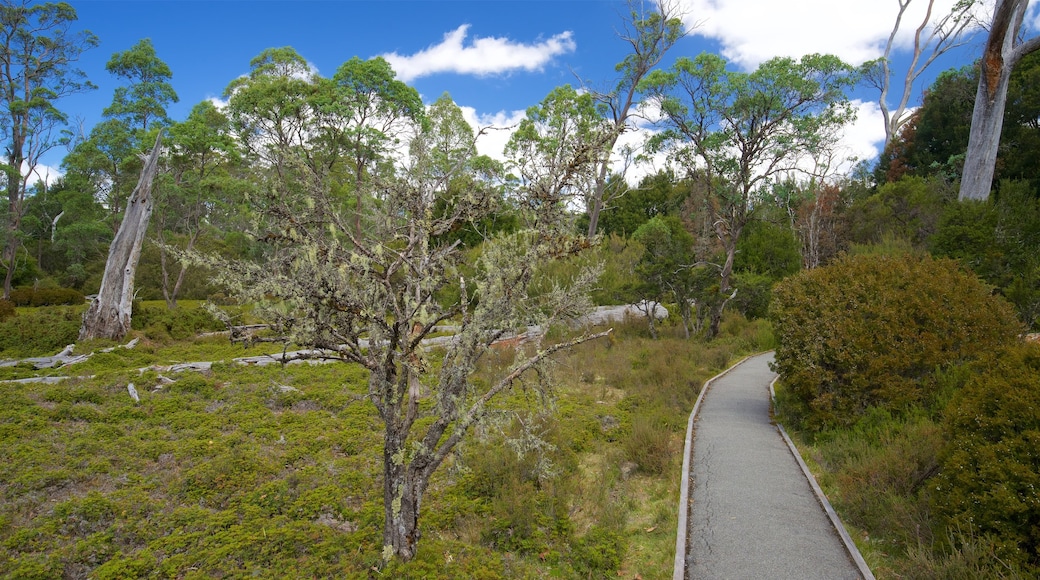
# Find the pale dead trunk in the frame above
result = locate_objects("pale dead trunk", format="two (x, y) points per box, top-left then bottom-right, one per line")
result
(80, 133), (163, 340)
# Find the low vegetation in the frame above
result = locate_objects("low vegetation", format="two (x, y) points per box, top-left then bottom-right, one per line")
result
(0, 302), (773, 578)
(771, 253), (1039, 578)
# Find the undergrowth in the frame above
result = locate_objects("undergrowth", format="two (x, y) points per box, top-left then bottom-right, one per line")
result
(0, 306), (771, 578)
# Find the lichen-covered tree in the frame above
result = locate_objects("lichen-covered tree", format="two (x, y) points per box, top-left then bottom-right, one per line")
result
(213, 54), (613, 562)
(641, 52), (857, 338)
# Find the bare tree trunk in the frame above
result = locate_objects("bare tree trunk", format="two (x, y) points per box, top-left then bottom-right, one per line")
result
(960, 0), (1040, 201)
(80, 133), (163, 340)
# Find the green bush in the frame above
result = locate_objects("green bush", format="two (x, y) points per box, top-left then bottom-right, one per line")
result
(933, 342), (1040, 572)
(8, 286), (86, 307)
(131, 303), (223, 340)
(0, 306), (82, 357)
(0, 298), (14, 320)
(770, 253), (1021, 430)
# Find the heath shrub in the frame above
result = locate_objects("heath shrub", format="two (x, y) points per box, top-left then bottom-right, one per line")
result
(770, 253), (1020, 430)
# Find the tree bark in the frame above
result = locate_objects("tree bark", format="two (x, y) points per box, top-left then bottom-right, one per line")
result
(80, 133), (163, 340)
(960, 0), (1040, 201)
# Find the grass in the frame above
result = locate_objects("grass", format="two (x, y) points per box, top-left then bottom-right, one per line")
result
(0, 305), (773, 578)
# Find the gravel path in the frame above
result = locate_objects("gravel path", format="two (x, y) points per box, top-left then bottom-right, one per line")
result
(685, 352), (862, 579)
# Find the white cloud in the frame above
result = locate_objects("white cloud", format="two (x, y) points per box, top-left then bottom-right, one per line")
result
(680, 0), (992, 70)
(842, 99), (889, 171)
(458, 105), (526, 162)
(383, 25), (576, 82)
(26, 162), (62, 188)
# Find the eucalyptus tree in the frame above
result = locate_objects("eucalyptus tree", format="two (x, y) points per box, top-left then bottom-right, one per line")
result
(583, 0), (685, 236)
(330, 56), (426, 238)
(104, 38), (178, 133)
(505, 84), (617, 235)
(63, 38), (177, 222)
(214, 56), (610, 562)
(0, 0), (97, 299)
(960, 0), (1040, 201)
(154, 100), (241, 307)
(864, 0), (981, 146)
(641, 52), (857, 338)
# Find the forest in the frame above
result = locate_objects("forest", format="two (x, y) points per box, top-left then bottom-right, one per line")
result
(2, 0), (1040, 578)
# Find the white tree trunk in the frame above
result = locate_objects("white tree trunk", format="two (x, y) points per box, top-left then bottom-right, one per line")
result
(80, 133), (163, 340)
(960, 0), (1040, 201)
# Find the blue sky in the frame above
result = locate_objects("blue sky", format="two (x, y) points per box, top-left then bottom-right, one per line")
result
(40, 0), (1023, 182)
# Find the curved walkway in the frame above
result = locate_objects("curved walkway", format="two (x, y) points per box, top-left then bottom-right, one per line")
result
(679, 352), (866, 579)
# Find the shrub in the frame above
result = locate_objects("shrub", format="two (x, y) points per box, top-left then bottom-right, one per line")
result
(622, 415), (673, 475)
(131, 303), (222, 340)
(933, 342), (1040, 572)
(8, 287), (85, 307)
(0, 306), (82, 357)
(770, 253), (1021, 430)
(0, 298), (14, 320)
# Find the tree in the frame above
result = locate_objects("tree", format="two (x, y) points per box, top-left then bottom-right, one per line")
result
(875, 66), (976, 183)
(63, 38), (177, 224)
(103, 38), (177, 133)
(632, 215), (696, 338)
(583, 0), (685, 236)
(505, 84), (616, 234)
(330, 56), (426, 238)
(0, 0), (97, 299)
(79, 132), (162, 341)
(960, 0), (1040, 201)
(642, 52), (857, 338)
(864, 0), (981, 146)
(213, 57), (611, 562)
(154, 100), (240, 308)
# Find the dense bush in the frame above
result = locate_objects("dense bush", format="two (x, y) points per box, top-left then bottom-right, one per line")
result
(7, 286), (85, 307)
(933, 342), (1040, 572)
(131, 303), (223, 340)
(770, 253), (1021, 430)
(0, 299), (14, 321)
(0, 306), (82, 357)
(931, 182), (1040, 330)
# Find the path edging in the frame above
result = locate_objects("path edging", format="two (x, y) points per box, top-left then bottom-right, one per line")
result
(769, 375), (876, 580)
(672, 352), (760, 580)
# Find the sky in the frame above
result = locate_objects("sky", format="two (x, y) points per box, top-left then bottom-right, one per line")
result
(34, 0), (1033, 185)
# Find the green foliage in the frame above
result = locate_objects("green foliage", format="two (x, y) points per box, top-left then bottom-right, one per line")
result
(931, 182), (1040, 329)
(0, 298), (14, 320)
(103, 38), (178, 131)
(771, 254), (1021, 430)
(0, 305), (82, 357)
(596, 170), (686, 237)
(734, 219), (801, 280)
(729, 271), (774, 320)
(934, 343), (1040, 572)
(7, 286), (85, 307)
(589, 233), (644, 306)
(847, 175), (954, 249)
(130, 302), (222, 341)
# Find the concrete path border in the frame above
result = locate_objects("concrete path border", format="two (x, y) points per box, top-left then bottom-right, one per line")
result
(769, 375), (875, 580)
(673, 352), (875, 580)
(672, 353), (758, 579)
